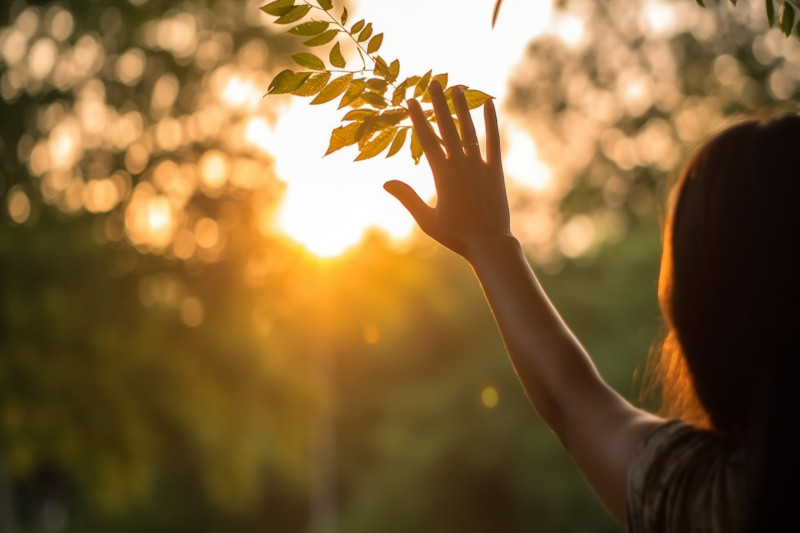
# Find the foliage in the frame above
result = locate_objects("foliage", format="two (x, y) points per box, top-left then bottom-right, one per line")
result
(504, 0), (800, 264)
(492, 0), (800, 38)
(261, 0), (492, 163)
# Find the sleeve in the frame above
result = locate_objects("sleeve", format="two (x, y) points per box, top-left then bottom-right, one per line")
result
(626, 420), (745, 533)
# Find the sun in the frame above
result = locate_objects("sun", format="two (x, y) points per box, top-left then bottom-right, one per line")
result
(249, 0), (554, 259)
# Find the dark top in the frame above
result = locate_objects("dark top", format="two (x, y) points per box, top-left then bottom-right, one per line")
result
(626, 420), (746, 532)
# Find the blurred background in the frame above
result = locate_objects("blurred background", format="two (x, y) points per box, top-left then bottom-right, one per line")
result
(1, 0), (798, 531)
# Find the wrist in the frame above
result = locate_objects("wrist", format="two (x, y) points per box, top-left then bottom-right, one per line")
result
(464, 232), (521, 265)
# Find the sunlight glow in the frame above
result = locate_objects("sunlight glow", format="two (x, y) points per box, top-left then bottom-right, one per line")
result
(504, 123), (552, 191)
(269, 0), (554, 257)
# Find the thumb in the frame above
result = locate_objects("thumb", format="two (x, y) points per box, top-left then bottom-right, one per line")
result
(383, 180), (433, 230)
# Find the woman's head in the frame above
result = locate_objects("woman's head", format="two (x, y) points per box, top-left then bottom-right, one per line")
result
(657, 114), (800, 434)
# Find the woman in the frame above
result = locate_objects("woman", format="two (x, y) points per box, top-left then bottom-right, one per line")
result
(384, 80), (799, 531)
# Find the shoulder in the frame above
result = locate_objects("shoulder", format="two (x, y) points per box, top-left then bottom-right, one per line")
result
(626, 420), (746, 533)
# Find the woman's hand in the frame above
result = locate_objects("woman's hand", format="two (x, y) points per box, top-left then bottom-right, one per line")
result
(383, 81), (512, 261)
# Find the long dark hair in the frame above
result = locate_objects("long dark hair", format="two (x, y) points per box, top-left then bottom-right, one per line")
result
(653, 114), (800, 529)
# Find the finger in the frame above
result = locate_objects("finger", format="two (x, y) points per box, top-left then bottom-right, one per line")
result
(383, 180), (434, 232)
(408, 98), (444, 165)
(429, 80), (462, 158)
(484, 99), (501, 170)
(452, 86), (481, 160)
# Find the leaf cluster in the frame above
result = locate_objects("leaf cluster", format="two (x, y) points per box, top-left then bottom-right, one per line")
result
(695, 0), (800, 38)
(261, 0), (493, 163)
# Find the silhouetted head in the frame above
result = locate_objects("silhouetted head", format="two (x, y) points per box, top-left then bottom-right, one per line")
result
(658, 114), (800, 435)
(655, 114), (800, 528)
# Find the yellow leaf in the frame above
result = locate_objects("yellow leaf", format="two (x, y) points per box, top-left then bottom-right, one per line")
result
(288, 21), (329, 36)
(367, 33), (383, 54)
(421, 73), (448, 103)
(464, 89), (493, 109)
(350, 19), (365, 33)
(325, 122), (360, 155)
(329, 42), (346, 68)
(291, 52), (325, 70)
(304, 29), (339, 46)
(355, 127), (396, 161)
(358, 23), (373, 42)
(414, 70), (432, 98)
(261, 0), (294, 17)
(410, 130), (424, 164)
(361, 92), (388, 109)
(338, 79), (366, 109)
(310, 74), (352, 105)
(275, 5), (311, 24)
(386, 127), (408, 158)
(391, 81), (407, 106)
(367, 78), (388, 93)
(342, 108), (378, 121)
(267, 70), (311, 94)
(292, 72), (331, 96)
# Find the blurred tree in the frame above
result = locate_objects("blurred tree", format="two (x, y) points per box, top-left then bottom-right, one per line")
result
(0, 0), (316, 529)
(506, 0), (800, 265)
(1, 0), (796, 532)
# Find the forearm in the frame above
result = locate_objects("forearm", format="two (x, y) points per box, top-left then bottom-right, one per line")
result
(467, 234), (606, 442)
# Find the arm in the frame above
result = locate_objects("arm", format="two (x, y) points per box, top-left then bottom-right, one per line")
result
(384, 81), (665, 524)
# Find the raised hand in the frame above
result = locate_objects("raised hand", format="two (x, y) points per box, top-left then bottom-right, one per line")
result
(383, 80), (511, 261)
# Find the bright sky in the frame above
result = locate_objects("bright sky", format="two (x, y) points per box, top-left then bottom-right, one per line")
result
(266, 0), (555, 257)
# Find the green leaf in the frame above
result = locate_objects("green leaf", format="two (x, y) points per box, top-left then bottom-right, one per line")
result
(355, 127), (396, 161)
(358, 23), (373, 42)
(342, 108), (379, 121)
(410, 130), (424, 164)
(292, 72), (331, 96)
(768, 0), (776, 26)
(325, 122), (361, 155)
(275, 4), (311, 24)
(367, 33), (383, 54)
(291, 52), (325, 70)
(311, 74), (352, 104)
(329, 42), (346, 68)
(367, 78), (389, 93)
(267, 69), (311, 94)
(318, 0), (333, 10)
(386, 127), (408, 158)
(414, 70), (432, 98)
(361, 91), (388, 109)
(304, 29), (339, 46)
(288, 21), (329, 35)
(341, 7), (348, 25)
(695, 0), (705, 6)
(338, 79), (367, 109)
(350, 19), (365, 34)
(422, 73), (448, 102)
(261, 0), (295, 17)
(780, 2), (795, 35)
(464, 89), (493, 109)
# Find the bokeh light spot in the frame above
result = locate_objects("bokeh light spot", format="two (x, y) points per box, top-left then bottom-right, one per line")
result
(7, 187), (31, 224)
(481, 386), (500, 409)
